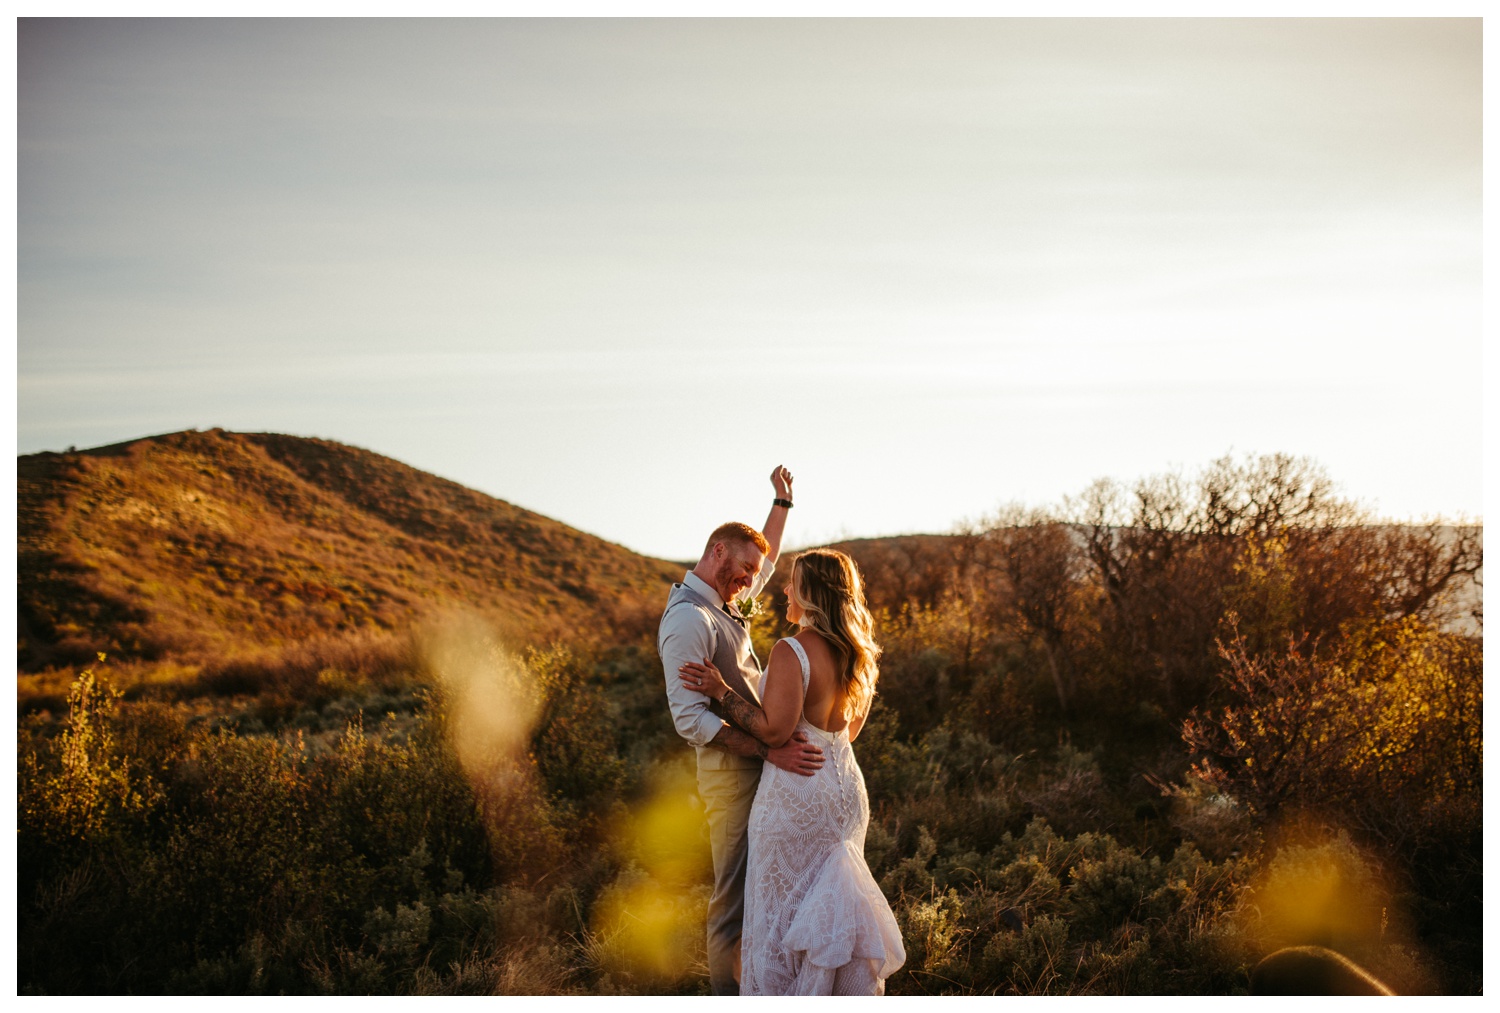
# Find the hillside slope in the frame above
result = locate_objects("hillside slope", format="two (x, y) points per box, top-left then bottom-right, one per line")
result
(17, 429), (680, 671)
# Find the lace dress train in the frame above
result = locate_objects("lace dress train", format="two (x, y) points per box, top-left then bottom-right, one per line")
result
(740, 637), (905, 995)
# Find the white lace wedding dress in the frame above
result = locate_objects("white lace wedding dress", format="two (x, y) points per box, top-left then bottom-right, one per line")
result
(740, 637), (906, 995)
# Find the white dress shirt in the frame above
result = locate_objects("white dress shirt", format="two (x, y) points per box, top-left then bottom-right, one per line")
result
(658, 563), (775, 747)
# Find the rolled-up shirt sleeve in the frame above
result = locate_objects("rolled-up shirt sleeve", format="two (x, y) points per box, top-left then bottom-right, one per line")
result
(749, 558), (775, 600)
(659, 603), (727, 747)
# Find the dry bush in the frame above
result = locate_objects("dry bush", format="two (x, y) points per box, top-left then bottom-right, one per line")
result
(1067, 455), (1480, 711)
(1182, 616), (1481, 990)
(1183, 618), (1481, 834)
(975, 506), (1095, 713)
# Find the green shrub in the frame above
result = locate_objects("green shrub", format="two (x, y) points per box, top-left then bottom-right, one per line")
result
(995, 854), (1062, 911)
(900, 888), (966, 975)
(979, 914), (1070, 993)
(1065, 839), (1162, 937)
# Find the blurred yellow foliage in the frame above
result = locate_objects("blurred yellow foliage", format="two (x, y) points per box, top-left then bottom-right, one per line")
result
(1241, 832), (1387, 957)
(588, 761), (710, 983)
(422, 614), (543, 778)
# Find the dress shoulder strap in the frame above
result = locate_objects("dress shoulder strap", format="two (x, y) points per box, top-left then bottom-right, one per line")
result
(781, 636), (811, 691)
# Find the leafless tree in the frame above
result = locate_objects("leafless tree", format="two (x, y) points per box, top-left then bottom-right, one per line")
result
(980, 505), (1086, 713)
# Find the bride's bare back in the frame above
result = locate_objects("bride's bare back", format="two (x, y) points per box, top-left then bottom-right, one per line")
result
(792, 630), (849, 733)
(761, 629), (867, 741)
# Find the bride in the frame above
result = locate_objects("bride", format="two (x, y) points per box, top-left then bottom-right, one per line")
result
(679, 548), (905, 995)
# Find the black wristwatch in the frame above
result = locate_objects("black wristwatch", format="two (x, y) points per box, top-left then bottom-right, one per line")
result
(774, 498), (793, 509)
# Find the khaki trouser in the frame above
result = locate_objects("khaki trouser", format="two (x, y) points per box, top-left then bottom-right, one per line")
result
(697, 763), (762, 996)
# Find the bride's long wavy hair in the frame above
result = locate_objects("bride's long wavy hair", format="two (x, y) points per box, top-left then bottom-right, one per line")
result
(789, 548), (882, 720)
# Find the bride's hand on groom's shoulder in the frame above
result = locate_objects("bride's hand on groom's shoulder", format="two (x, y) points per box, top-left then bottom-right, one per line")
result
(766, 732), (823, 777)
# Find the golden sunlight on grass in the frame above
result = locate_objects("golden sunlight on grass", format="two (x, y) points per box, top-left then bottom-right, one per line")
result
(19, 659), (205, 712)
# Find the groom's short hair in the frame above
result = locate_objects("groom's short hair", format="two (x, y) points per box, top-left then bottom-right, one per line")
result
(705, 522), (770, 557)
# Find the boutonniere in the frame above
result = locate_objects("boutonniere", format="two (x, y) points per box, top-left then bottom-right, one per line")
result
(733, 594), (765, 622)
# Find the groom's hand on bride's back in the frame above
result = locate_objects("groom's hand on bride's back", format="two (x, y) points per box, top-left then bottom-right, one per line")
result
(766, 731), (824, 776)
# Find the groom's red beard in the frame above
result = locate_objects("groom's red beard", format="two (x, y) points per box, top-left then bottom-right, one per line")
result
(715, 561), (752, 602)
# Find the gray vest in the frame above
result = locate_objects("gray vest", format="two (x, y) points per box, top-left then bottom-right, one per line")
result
(662, 581), (764, 770)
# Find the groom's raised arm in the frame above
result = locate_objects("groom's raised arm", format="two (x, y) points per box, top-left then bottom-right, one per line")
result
(760, 465), (794, 565)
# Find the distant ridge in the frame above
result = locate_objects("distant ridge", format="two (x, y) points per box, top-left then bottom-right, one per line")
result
(17, 429), (680, 671)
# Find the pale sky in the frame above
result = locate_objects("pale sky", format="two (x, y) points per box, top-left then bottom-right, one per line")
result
(17, 18), (1482, 559)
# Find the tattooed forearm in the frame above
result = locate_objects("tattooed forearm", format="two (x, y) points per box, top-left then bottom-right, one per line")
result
(707, 724), (770, 760)
(718, 689), (772, 743)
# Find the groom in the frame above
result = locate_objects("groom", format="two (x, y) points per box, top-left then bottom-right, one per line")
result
(658, 466), (824, 995)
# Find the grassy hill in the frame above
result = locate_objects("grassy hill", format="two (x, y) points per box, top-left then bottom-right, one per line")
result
(18, 429), (679, 689)
(16, 443), (1482, 994)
